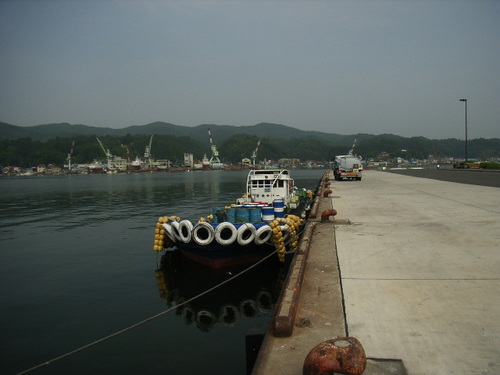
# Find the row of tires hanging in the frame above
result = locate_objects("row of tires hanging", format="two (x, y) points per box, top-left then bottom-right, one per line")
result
(161, 219), (290, 247)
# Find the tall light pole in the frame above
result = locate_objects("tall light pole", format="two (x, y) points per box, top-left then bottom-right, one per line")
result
(459, 98), (468, 165)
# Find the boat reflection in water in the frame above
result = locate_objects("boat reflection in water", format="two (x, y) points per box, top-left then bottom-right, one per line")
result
(155, 249), (287, 332)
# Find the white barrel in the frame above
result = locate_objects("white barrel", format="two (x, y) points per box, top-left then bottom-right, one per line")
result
(273, 199), (285, 218)
(261, 206), (275, 222)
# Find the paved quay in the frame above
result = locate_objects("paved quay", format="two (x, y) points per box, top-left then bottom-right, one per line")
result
(253, 170), (500, 375)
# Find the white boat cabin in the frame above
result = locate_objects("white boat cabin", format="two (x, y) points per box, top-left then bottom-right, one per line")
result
(240, 169), (295, 206)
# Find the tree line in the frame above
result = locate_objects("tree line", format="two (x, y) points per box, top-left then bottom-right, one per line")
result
(1, 133), (498, 168)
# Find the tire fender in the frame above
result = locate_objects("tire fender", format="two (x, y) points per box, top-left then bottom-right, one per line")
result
(237, 223), (256, 246)
(254, 225), (273, 245)
(214, 222), (238, 245)
(179, 220), (193, 243)
(192, 221), (215, 246)
(170, 221), (183, 242)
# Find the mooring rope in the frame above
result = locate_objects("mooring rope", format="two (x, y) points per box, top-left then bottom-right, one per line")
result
(16, 249), (279, 375)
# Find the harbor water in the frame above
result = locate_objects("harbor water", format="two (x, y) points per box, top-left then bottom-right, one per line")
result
(0, 169), (323, 375)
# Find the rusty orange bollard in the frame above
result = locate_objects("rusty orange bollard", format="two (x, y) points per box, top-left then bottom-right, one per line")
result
(303, 337), (366, 375)
(323, 190), (332, 197)
(321, 209), (337, 221)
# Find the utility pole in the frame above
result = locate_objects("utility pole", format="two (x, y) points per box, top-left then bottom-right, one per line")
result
(459, 98), (468, 166)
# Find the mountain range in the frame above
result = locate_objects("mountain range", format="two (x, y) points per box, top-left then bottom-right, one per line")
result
(0, 121), (359, 144)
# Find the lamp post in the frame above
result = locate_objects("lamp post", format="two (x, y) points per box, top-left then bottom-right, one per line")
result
(459, 98), (468, 166)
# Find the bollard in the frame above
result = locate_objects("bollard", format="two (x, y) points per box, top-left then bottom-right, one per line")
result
(321, 209), (337, 221)
(303, 337), (366, 375)
(323, 189), (333, 197)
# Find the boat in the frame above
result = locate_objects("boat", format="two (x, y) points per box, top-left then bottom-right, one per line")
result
(153, 169), (313, 268)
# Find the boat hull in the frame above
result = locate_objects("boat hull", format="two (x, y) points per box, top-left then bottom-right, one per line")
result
(175, 240), (276, 269)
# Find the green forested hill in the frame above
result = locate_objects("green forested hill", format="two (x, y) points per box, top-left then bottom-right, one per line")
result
(0, 121), (498, 167)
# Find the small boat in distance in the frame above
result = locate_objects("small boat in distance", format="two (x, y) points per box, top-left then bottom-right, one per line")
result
(153, 169), (313, 268)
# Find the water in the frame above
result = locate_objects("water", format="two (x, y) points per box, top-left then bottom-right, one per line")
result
(0, 169), (323, 375)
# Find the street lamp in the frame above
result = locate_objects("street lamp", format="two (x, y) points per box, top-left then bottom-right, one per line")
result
(459, 98), (468, 166)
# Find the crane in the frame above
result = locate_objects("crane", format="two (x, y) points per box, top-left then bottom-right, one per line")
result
(207, 128), (220, 165)
(121, 144), (131, 163)
(348, 139), (357, 156)
(144, 135), (153, 168)
(96, 137), (114, 168)
(251, 139), (261, 166)
(66, 140), (75, 170)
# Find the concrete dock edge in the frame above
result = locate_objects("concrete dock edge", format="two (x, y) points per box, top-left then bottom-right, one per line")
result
(272, 221), (317, 337)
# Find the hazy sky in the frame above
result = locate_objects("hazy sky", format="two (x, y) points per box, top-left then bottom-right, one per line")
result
(1, 0), (498, 139)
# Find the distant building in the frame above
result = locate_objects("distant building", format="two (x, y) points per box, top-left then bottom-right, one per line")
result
(278, 158), (300, 168)
(112, 157), (128, 171)
(184, 153), (194, 168)
(241, 157), (252, 166)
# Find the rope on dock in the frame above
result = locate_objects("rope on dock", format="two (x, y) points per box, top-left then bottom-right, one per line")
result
(16, 249), (279, 375)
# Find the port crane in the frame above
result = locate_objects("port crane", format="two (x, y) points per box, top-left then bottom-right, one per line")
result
(208, 128), (220, 164)
(251, 139), (261, 166)
(121, 144), (131, 163)
(66, 140), (75, 170)
(96, 137), (114, 168)
(144, 135), (153, 168)
(348, 138), (357, 156)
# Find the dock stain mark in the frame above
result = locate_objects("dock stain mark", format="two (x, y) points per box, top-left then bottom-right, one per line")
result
(295, 317), (312, 328)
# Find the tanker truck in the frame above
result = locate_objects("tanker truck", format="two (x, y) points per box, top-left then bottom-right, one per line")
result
(333, 154), (363, 181)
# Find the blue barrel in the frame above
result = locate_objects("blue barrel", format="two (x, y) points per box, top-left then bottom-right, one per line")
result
(249, 207), (262, 223)
(273, 199), (285, 218)
(236, 207), (250, 223)
(212, 208), (221, 223)
(226, 207), (236, 223)
(262, 206), (275, 222)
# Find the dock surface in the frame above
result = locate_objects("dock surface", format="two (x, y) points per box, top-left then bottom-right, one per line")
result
(253, 170), (500, 375)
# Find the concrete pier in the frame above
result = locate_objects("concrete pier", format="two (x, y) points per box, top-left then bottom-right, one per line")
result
(253, 170), (500, 375)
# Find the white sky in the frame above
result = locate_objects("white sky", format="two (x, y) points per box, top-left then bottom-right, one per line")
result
(0, 0), (498, 139)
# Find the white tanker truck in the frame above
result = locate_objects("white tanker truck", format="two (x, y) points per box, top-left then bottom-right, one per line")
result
(333, 154), (363, 181)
